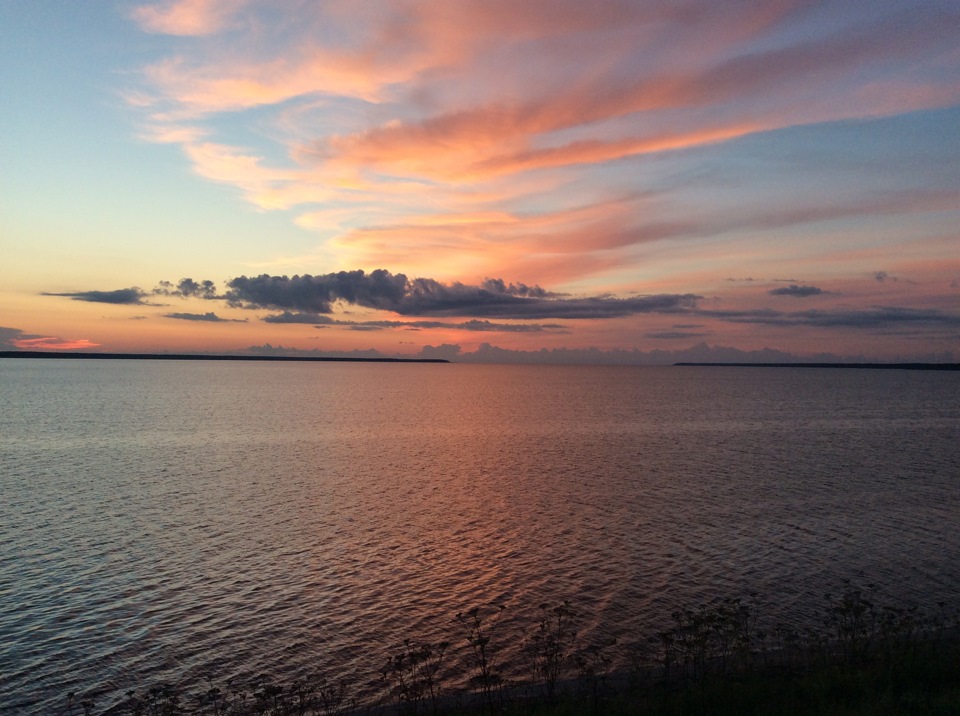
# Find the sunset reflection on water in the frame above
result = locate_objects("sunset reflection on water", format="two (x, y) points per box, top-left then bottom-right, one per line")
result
(1, 361), (958, 711)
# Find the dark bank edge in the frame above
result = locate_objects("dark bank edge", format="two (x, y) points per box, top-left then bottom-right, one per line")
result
(49, 586), (960, 716)
(0, 351), (448, 364)
(675, 362), (960, 370)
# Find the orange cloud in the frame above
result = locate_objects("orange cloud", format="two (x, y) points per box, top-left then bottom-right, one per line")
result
(140, 123), (209, 144)
(131, 0), (248, 36)
(13, 337), (101, 351)
(127, 0), (960, 295)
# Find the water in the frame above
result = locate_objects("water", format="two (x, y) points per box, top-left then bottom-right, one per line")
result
(1, 360), (958, 713)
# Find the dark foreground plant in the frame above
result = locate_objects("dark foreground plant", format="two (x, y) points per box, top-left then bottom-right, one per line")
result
(120, 673), (354, 716)
(382, 638), (450, 715)
(525, 601), (578, 703)
(130, 683), (181, 716)
(573, 637), (616, 713)
(456, 604), (506, 712)
(65, 692), (96, 716)
(651, 595), (760, 690)
(63, 584), (958, 716)
(824, 581), (877, 664)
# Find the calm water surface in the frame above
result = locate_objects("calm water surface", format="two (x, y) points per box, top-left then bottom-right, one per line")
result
(1, 360), (958, 712)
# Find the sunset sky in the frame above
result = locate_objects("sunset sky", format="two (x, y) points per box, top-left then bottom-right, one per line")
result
(2, 0), (958, 362)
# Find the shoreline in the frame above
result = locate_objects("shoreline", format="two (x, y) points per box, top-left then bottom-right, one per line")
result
(675, 361), (960, 370)
(0, 350), (449, 364)
(52, 588), (960, 716)
(3, 352), (957, 369)
(82, 628), (960, 716)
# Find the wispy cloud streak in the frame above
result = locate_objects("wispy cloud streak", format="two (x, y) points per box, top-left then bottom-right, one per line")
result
(768, 285), (824, 297)
(0, 327), (100, 351)
(126, 0), (960, 287)
(41, 288), (149, 305)
(702, 307), (960, 331)
(164, 312), (246, 322)
(262, 312), (565, 333)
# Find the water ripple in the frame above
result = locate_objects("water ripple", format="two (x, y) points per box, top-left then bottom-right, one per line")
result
(1, 363), (958, 713)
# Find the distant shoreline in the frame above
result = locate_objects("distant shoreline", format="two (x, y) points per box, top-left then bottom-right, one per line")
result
(2, 352), (957, 369)
(0, 350), (448, 364)
(675, 362), (959, 371)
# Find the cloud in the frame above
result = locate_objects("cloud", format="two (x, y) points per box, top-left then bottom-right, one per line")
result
(453, 319), (563, 332)
(0, 327), (27, 350)
(347, 318), (565, 332)
(478, 278), (557, 298)
(127, 0), (960, 290)
(261, 311), (331, 324)
(226, 269), (699, 319)
(12, 337), (102, 350)
(396, 279), (698, 318)
(154, 278), (220, 298)
(262, 311), (565, 332)
(646, 330), (711, 340)
(0, 327), (100, 351)
(294, 182), (959, 288)
(226, 270), (408, 313)
(43, 282), (223, 307)
(169, 2), (955, 182)
(131, 0), (247, 36)
(702, 306), (960, 331)
(163, 312), (247, 322)
(41, 288), (149, 305)
(418, 344), (463, 361)
(768, 284), (824, 297)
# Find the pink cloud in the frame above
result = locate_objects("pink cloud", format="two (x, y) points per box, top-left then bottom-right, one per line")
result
(131, 0), (248, 36)
(297, 7), (960, 182)
(13, 337), (101, 351)
(325, 185), (959, 287)
(136, 1), (960, 185)
(127, 0), (960, 294)
(131, 0), (246, 35)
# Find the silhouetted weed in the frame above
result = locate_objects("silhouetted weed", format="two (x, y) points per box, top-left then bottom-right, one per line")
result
(524, 601), (577, 703)
(65, 691), (96, 716)
(382, 638), (450, 715)
(573, 637), (616, 713)
(456, 604), (506, 712)
(60, 585), (959, 715)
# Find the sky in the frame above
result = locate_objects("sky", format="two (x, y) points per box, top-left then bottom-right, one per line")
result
(2, 0), (959, 363)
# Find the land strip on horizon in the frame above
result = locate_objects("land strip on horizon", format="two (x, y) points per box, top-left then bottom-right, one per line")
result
(0, 351), (449, 364)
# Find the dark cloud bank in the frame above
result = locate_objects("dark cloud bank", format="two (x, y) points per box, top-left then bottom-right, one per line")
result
(41, 278), (219, 306)
(262, 312), (565, 333)
(699, 306), (960, 331)
(38, 270), (959, 343)
(155, 278), (219, 299)
(224, 270), (699, 319)
(768, 284), (824, 297)
(0, 327), (33, 350)
(42, 270), (698, 321)
(41, 287), (149, 304)
(164, 312), (246, 323)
